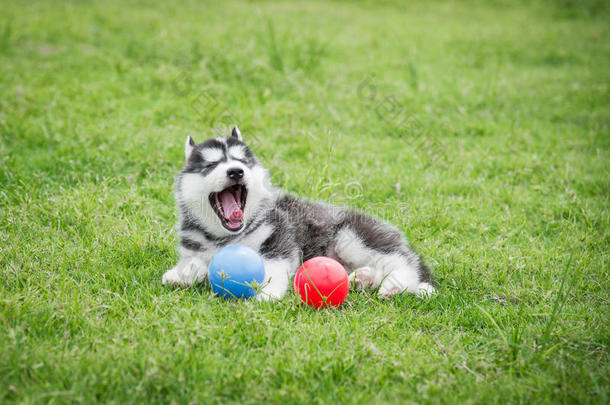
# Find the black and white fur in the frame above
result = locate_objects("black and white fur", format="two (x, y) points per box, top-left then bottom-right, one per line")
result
(162, 127), (435, 300)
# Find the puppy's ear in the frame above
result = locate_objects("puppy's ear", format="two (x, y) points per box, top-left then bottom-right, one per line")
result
(185, 136), (195, 161)
(231, 126), (243, 141)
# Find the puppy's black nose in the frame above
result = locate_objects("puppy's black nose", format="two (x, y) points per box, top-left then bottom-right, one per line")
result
(227, 167), (244, 180)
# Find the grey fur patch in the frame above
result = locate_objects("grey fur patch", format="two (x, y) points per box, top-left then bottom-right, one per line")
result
(181, 237), (203, 252)
(257, 194), (432, 282)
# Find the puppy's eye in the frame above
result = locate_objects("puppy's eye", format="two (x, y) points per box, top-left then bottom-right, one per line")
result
(230, 157), (248, 165)
(200, 162), (218, 171)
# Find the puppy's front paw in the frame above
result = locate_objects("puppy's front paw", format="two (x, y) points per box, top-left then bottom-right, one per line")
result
(178, 257), (206, 285)
(162, 257), (207, 287)
(162, 268), (184, 286)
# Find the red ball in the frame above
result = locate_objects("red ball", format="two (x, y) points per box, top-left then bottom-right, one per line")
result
(293, 257), (349, 308)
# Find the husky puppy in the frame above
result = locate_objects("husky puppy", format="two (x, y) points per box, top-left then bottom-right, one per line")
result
(162, 127), (435, 300)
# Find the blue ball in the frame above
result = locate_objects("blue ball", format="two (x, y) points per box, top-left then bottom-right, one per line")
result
(208, 245), (265, 299)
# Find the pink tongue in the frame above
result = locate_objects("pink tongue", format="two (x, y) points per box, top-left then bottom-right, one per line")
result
(230, 210), (243, 221)
(220, 190), (242, 222)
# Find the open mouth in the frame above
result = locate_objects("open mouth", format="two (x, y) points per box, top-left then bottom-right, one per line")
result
(209, 184), (247, 231)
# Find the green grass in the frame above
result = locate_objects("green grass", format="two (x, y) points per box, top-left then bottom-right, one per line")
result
(1, 0), (608, 403)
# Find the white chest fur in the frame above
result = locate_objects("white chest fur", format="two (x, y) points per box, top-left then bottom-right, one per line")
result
(233, 223), (273, 252)
(180, 223), (273, 261)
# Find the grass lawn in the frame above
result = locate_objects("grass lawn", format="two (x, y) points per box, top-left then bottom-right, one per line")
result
(1, 0), (608, 403)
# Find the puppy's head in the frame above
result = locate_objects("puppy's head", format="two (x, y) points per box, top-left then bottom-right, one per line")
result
(177, 126), (273, 237)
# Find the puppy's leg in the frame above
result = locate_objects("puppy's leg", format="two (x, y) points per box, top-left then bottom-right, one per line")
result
(334, 213), (434, 298)
(256, 257), (293, 301)
(375, 254), (435, 298)
(162, 256), (207, 287)
(257, 222), (300, 301)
